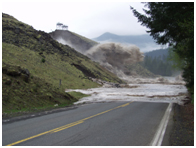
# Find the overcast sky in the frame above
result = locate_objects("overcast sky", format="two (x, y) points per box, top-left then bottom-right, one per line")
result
(2, 0), (150, 39)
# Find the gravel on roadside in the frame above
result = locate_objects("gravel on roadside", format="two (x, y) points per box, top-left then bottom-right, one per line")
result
(169, 102), (194, 146)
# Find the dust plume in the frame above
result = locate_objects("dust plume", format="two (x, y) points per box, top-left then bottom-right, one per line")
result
(56, 37), (74, 49)
(54, 33), (144, 78)
(85, 42), (144, 77)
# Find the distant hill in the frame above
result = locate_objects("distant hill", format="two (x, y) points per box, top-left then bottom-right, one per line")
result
(93, 32), (153, 43)
(144, 49), (169, 61)
(92, 32), (161, 52)
(144, 48), (169, 59)
(141, 48), (177, 76)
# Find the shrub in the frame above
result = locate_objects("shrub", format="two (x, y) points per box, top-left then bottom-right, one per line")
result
(41, 58), (45, 63)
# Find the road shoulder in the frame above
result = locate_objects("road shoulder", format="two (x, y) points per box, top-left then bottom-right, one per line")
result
(163, 103), (194, 146)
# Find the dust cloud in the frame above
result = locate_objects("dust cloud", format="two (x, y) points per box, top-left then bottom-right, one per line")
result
(56, 36), (144, 78)
(56, 37), (74, 49)
(56, 37), (185, 85)
(85, 42), (144, 77)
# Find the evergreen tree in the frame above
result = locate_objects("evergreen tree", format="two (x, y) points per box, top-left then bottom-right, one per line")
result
(141, 55), (173, 76)
(131, 2), (194, 97)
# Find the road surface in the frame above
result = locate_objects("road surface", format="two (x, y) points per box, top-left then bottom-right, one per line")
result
(2, 102), (170, 146)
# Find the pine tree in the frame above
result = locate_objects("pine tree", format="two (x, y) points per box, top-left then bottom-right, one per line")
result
(131, 2), (194, 97)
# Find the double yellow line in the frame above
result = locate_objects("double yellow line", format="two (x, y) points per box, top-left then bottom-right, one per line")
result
(7, 102), (133, 146)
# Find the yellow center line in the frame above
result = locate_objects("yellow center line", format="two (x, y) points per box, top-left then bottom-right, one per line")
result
(6, 101), (133, 146)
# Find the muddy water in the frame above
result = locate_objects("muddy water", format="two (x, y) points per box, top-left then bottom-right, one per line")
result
(66, 77), (187, 105)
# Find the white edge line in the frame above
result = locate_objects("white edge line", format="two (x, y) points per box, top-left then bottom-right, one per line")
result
(150, 103), (173, 146)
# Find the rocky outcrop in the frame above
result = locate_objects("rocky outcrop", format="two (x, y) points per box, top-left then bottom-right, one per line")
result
(2, 64), (30, 83)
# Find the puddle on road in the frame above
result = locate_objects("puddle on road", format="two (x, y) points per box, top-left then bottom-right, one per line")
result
(66, 77), (187, 105)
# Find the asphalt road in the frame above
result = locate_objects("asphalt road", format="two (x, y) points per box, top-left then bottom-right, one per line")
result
(2, 102), (170, 146)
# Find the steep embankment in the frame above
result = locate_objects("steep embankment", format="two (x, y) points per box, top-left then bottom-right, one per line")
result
(50, 30), (98, 53)
(2, 13), (123, 117)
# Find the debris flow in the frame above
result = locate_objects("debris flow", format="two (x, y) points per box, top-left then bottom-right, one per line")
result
(66, 83), (187, 105)
(85, 42), (144, 77)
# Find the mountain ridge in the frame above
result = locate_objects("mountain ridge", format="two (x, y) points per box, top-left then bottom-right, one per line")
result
(93, 32), (155, 42)
(93, 32), (161, 52)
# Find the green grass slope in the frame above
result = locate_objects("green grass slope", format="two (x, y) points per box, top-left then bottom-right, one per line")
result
(2, 13), (123, 117)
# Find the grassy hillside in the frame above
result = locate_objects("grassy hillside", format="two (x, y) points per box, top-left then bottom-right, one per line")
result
(2, 62), (80, 116)
(2, 13), (123, 117)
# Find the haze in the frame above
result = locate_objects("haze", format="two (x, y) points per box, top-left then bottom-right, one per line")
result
(2, 0), (149, 39)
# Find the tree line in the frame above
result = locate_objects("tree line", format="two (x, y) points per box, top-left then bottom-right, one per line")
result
(140, 54), (173, 76)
